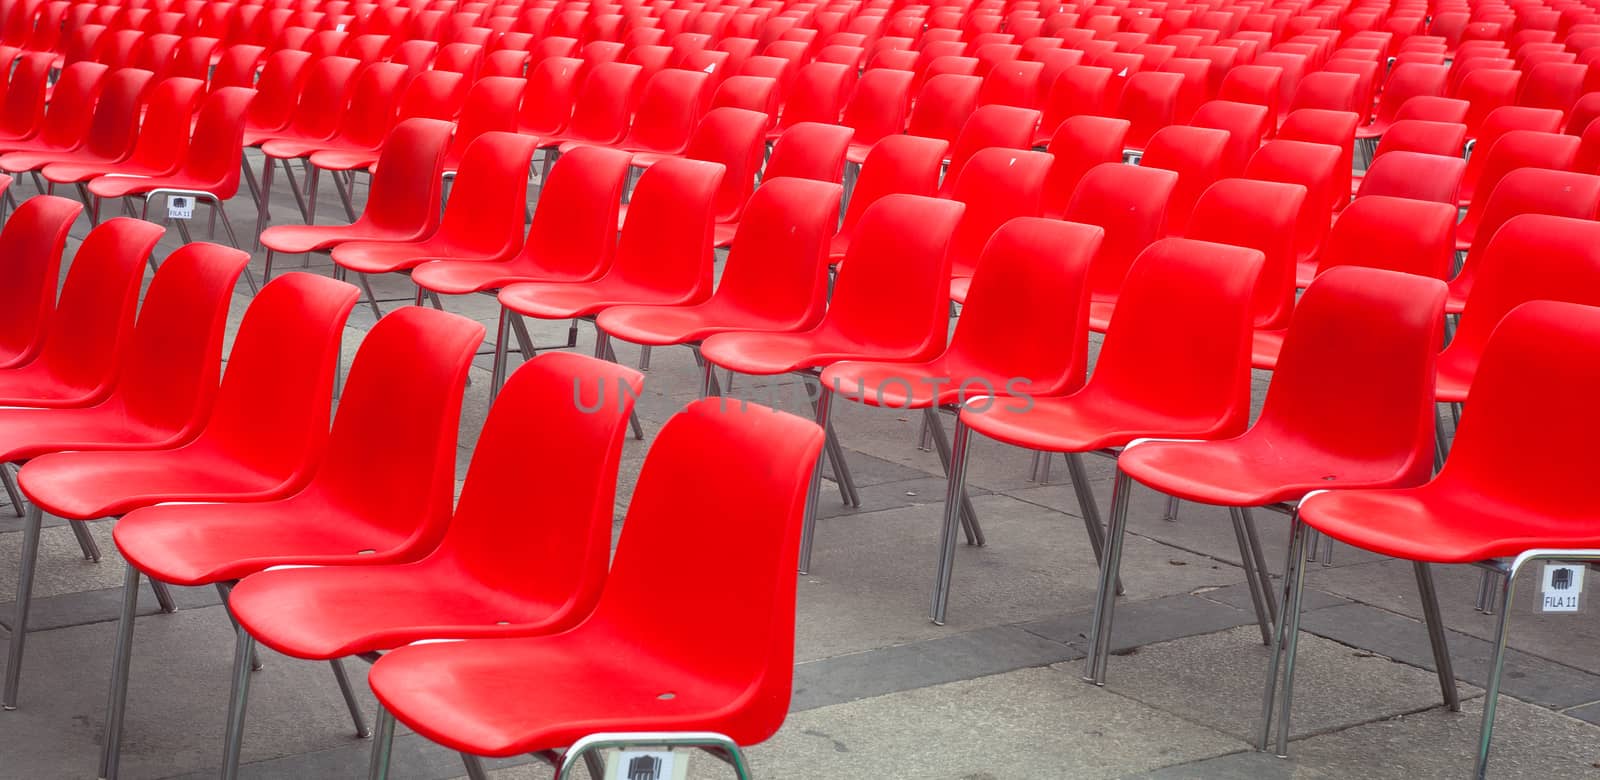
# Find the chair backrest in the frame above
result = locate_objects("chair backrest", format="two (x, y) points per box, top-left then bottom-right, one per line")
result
(197, 272), (358, 484)
(1355, 151), (1465, 203)
(397, 70), (470, 122)
(170, 36), (221, 81)
(34, 62), (107, 149)
(946, 148), (1053, 279)
(839, 135), (948, 246)
(359, 118), (453, 237)
(980, 58), (1044, 108)
(1373, 63), (1450, 127)
(1244, 139), (1342, 264)
(564, 61), (643, 143)
(623, 68), (712, 152)
(938, 104), (1041, 196)
(183, 87), (257, 195)
(1253, 266), (1444, 483)
(1317, 196), (1456, 280)
(841, 67), (913, 146)
(117, 243), (250, 436)
(1082, 237), (1262, 434)
(1519, 62), (1588, 113)
(1434, 298), (1600, 514)
(444, 76), (525, 169)
(1118, 70), (1184, 150)
(31, 218), (165, 399)
(1465, 130), (1582, 220)
(335, 62), (409, 149)
(825, 195), (964, 359)
(284, 56), (362, 140)
(606, 157), (724, 302)
(1460, 105), (1566, 198)
(947, 217), (1103, 397)
(907, 73), (983, 143)
(515, 145), (631, 282)
(778, 61), (855, 129)
(765, 122), (852, 183)
(1276, 108), (1358, 199)
(518, 56), (581, 135)
(1185, 178), (1306, 329)
(246, 49), (314, 133)
(1139, 125), (1228, 236)
(703, 177), (841, 333)
(1395, 95), (1471, 124)
(120, 76), (205, 174)
(1038, 64), (1114, 142)
(587, 397), (823, 744)
(79, 67), (153, 160)
(0, 195), (81, 366)
(211, 45), (269, 91)
(444, 351), (642, 630)
(1218, 63), (1283, 125)
(435, 132), (539, 256)
(1044, 115), (1129, 218)
(679, 107), (766, 224)
(1375, 119), (1467, 158)
(1064, 162), (1177, 306)
(308, 306), (483, 557)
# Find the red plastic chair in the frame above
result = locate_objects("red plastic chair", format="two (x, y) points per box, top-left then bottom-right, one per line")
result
(364, 397), (822, 774)
(1244, 139), (1342, 269)
(1519, 62), (1588, 113)
(1291, 298), (1600, 777)
(494, 159), (723, 357)
(1185, 178), (1307, 356)
(941, 237), (1263, 625)
(908, 73), (984, 147)
(980, 58), (1044, 108)
(937, 104), (1041, 196)
(770, 61), (855, 138)
(1109, 265), (1447, 695)
(210, 45), (269, 92)
(1353, 151), (1466, 204)
(1065, 162), (1178, 330)
(271, 61), (411, 222)
(1036, 64), (1114, 144)
(102, 305), (486, 779)
(1395, 95), (1472, 125)
(333, 133), (537, 313)
(827, 217), (1102, 580)
(598, 177), (841, 390)
(262, 118), (453, 283)
(1455, 130), (1583, 248)
(765, 122), (852, 183)
(1190, 100), (1271, 177)
(0, 195), (84, 369)
(600, 68), (713, 158)
(1359, 63), (1449, 139)
(1043, 115), (1130, 218)
(1118, 70), (1184, 152)
(0, 67), (150, 182)
(841, 67), (913, 163)
(529, 61), (644, 151)
(0, 61), (107, 155)
(1458, 106), (1566, 204)
(1436, 214), (1600, 404)
(831, 134), (948, 262)
(946, 148), (1053, 301)
(699, 194), (965, 570)
(240, 49), (314, 147)
(3, 262), (344, 712)
(250, 56), (364, 223)
(208, 350), (640, 766)
(1275, 109), (1358, 209)
(517, 56), (583, 137)
(0, 218), (164, 407)
(1371, 119), (1467, 160)
(1448, 169), (1600, 313)
(169, 35), (219, 80)
(1217, 63), (1283, 128)
(440, 75), (526, 174)
(1140, 125), (1228, 236)
(40, 77), (205, 200)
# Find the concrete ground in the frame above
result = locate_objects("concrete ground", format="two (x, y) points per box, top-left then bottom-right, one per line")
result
(0, 153), (1596, 779)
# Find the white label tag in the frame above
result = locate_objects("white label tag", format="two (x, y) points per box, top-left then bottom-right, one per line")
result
(167, 195), (194, 220)
(1541, 563), (1585, 613)
(608, 749), (687, 780)
(335, 22), (346, 31)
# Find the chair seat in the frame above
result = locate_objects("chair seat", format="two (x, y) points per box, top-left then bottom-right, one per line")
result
(112, 496), (415, 587)
(598, 299), (811, 347)
(1088, 299), (1115, 332)
(0, 359), (109, 408)
(18, 445), (291, 520)
(42, 159), (167, 184)
(1294, 258), (1317, 288)
(1119, 437), (1419, 507)
(258, 131), (340, 159)
(261, 222), (427, 255)
(87, 172), (217, 199)
(0, 148), (118, 173)
(962, 391), (1238, 453)
(228, 559), (566, 659)
(370, 631), (759, 757)
(1252, 327), (1285, 369)
(821, 358), (972, 409)
(0, 138), (74, 157)
(1298, 486), (1594, 563)
(0, 402), (189, 463)
(332, 238), (501, 275)
(845, 142), (871, 164)
(307, 148), (380, 172)
(412, 257), (594, 296)
(1445, 281), (1467, 314)
(499, 278), (705, 320)
(1434, 349), (1473, 402)
(950, 276), (971, 304)
(626, 151), (677, 168)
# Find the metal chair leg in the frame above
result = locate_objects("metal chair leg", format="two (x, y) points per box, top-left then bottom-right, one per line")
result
(460, 754), (490, 780)
(1, 462), (25, 517)
(100, 565), (142, 780)
(1413, 561), (1461, 711)
(220, 626), (257, 780)
(1162, 494), (1180, 522)
(148, 579), (176, 613)
(1064, 452), (1122, 595)
(368, 707), (397, 780)
(490, 306), (513, 405)
(923, 407), (982, 546)
(1083, 467), (1134, 685)
(214, 582), (262, 670)
(330, 659), (373, 738)
(68, 519), (101, 562)
(798, 380), (834, 574)
(1229, 506), (1275, 645)
(599, 337), (645, 440)
(3, 503), (44, 709)
(1258, 514), (1311, 757)
(931, 416), (973, 625)
(1475, 565), (1518, 779)
(253, 157), (274, 249)
(355, 273), (384, 321)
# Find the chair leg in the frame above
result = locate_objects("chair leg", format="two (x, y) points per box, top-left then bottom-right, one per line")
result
(923, 407), (982, 547)
(214, 582), (263, 670)
(811, 383), (859, 507)
(583, 751), (607, 778)
(1434, 403), (1451, 473)
(1064, 452), (1122, 595)
(1083, 466), (1134, 685)
(356, 273), (385, 321)
(1242, 508), (1278, 620)
(798, 380), (832, 575)
(1474, 568), (1518, 780)
(490, 306), (513, 405)
(599, 338), (645, 440)
(1412, 561), (1461, 711)
(220, 626), (257, 780)
(99, 565), (142, 780)
(330, 659), (373, 738)
(68, 519), (100, 562)
(3, 503), (45, 709)
(460, 754), (490, 780)
(253, 156), (274, 249)
(305, 165), (320, 225)
(1257, 514), (1311, 756)
(931, 416), (973, 624)
(368, 706), (397, 780)
(1162, 494), (1181, 522)
(332, 169), (358, 222)
(1, 462), (25, 517)
(149, 579), (176, 613)
(1229, 506), (1274, 645)
(638, 344), (651, 370)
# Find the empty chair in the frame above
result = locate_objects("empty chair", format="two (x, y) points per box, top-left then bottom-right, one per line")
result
(1244, 139), (1341, 276)
(765, 123), (853, 183)
(1191, 100), (1271, 177)
(908, 74), (984, 147)
(1276, 109), (1358, 211)
(1065, 163), (1178, 330)
(1448, 169), (1600, 313)
(40, 77), (205, 204)
(439, 76), (525, 174)
(946, 149), (1053, 301)
(1459, 106), (1567, 204)
(832, 135), (948, 262)
(1455, 130), (1583, 248)
(0, 67), (151, 184)
(527, 62), (644, 152)
(841, 67), (913, 164)
(1036, 64), (1114, 144)
(1360, 62), (1450, 139)
(516, 57), (582, 138)
(240, 50), (315, 147)
(1285, 70), (1361, 117)
(267, 61), (411, 223)
(0, 61), (107, 155)
(0, 196), (85, 369)
(771, 61), (855, 138)
(1218, 64), (1283, 128)
(937, 105), (1041, 196)
(1519, 62), (1588, 114)
(1118, 70), (1184, 152)
(602, 68), (713, 159)
(1354, 151), (1466, 204)
(1186, 178), (1307, 350)
(1140, 126), (1229, 235)
(1371, 119), (1468, 160)
(1044, 115), (1130, 218)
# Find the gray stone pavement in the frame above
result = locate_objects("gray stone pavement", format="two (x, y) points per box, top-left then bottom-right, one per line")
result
(0, 154), (1596, 778)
